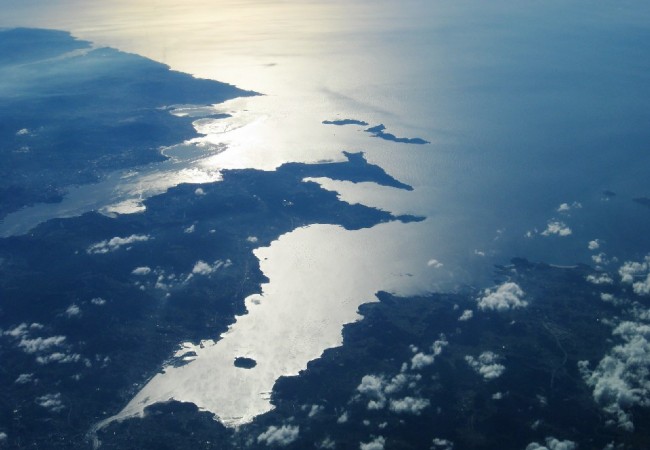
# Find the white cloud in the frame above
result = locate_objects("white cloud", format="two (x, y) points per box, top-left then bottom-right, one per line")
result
(525, 437), (577, 450)
(16, 128), (29, 136)
(477, 282), (527, 311)
(619, 256), (650, 283)
(192, 260), (224, 276)
(35, 393), (65, 413)
(184, 224), (196, 234)
(465, 351), (505, 380)
(308, 404), (324, 418)
(65, 304), (81, 318)
(87, 234), (151, 254)
(247, 236), (259, 243)
(619, 256), (650, 296)
(132, 266), (152, 276)
(15, 373), (34, 384)
(357, 375), (387, 409)
(384, 373), (412, 395)
(318, 437), (336, 449)
(359, 436), (385, 450)
(458, 310), (473, 321)
(357, 374), (385, 396)
(411, 352), (434, 369)
(337, 411), (349, 424)
(589, 240), (601, 250)
(427, 259), (443, 268)
(541, 221), (572, 237)
(431, 438), (454, 450)
(600, 293), (622, 306)
(3, 323), (29, 338)
(492, 392), (503, 400)
(257, 425), (299, 447)
(388, 396), (430, 415)
(91, 297), (107, 306)
(586, 273), (613, 285)
(35, 352), (81, 365)
(18, 335), (66, 354)
(632, 274), (650, 296)
(579, 321), (650, 430)
(557, 201), (582, 213)
(194, 187), (205, 196)
(412, 335), (448, 369)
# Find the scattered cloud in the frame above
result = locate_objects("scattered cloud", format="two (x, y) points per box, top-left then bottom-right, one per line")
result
(465, 351), (505, 380)
(431, 438), (454, 450)
(318, 437), (336, 449)
(586, 273), (613, 285)
(477, 282), (527, 311)
(184, 224), (196, 234)
(337, 411), (348, 424)
(247, 236), (259, 243)
(0, 432), (6, 442)
(3, 323), (29, 338)
(357, 371), (423, 411)
(525, 437), (577, 450)
(388, 396), (430, 415)
(579, 320), (650, 431)
(308, 404), (324, 418)
(36, 352), (81, 365)
(191, 260), (225, 276)
(411, 335), (448, 369)
(427, 259), (443, 268)
(15, 373), (34, 384)
(359, 436), (385, 450)
(619, 256), (650, 295)
(18, 335), (66, 354)
(194, 187), (205, 196)
(257, 425), (299, 447)
(492, 392), (504, 400)
(35, 393), (65, 413)
(458, 310), (473, 321)
(91, 297), (107, 306)
(357, 375), (387, 409)
(65, 304), (81, 318)
(87, 234), (151, 254)
(541, 221), (572, 237)
(589, 239), (601, 250)
(557, 201), (582, 213)
(592, 252), (611, 266)
(16, 128), (29, 136)
(132, 266), (152, 276)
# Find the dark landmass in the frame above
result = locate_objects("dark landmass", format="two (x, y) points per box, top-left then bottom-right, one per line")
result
(285, 151), (414, 191)
(0, 28), (256, 219)
(0, 152), (418, 449)
(633, 197), (650, 209)
(234, 357), (257, 369)
(603, 190), (617, 198)
(365, 124), (430, 145)
(95, 260), (650, 450)
(322, 119), (369, 126)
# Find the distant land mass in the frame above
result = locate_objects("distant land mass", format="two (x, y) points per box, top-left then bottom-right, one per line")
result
(322, 119), (369, 126)
(365, 124), (430, 145)
(0, 28), (256, 219)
